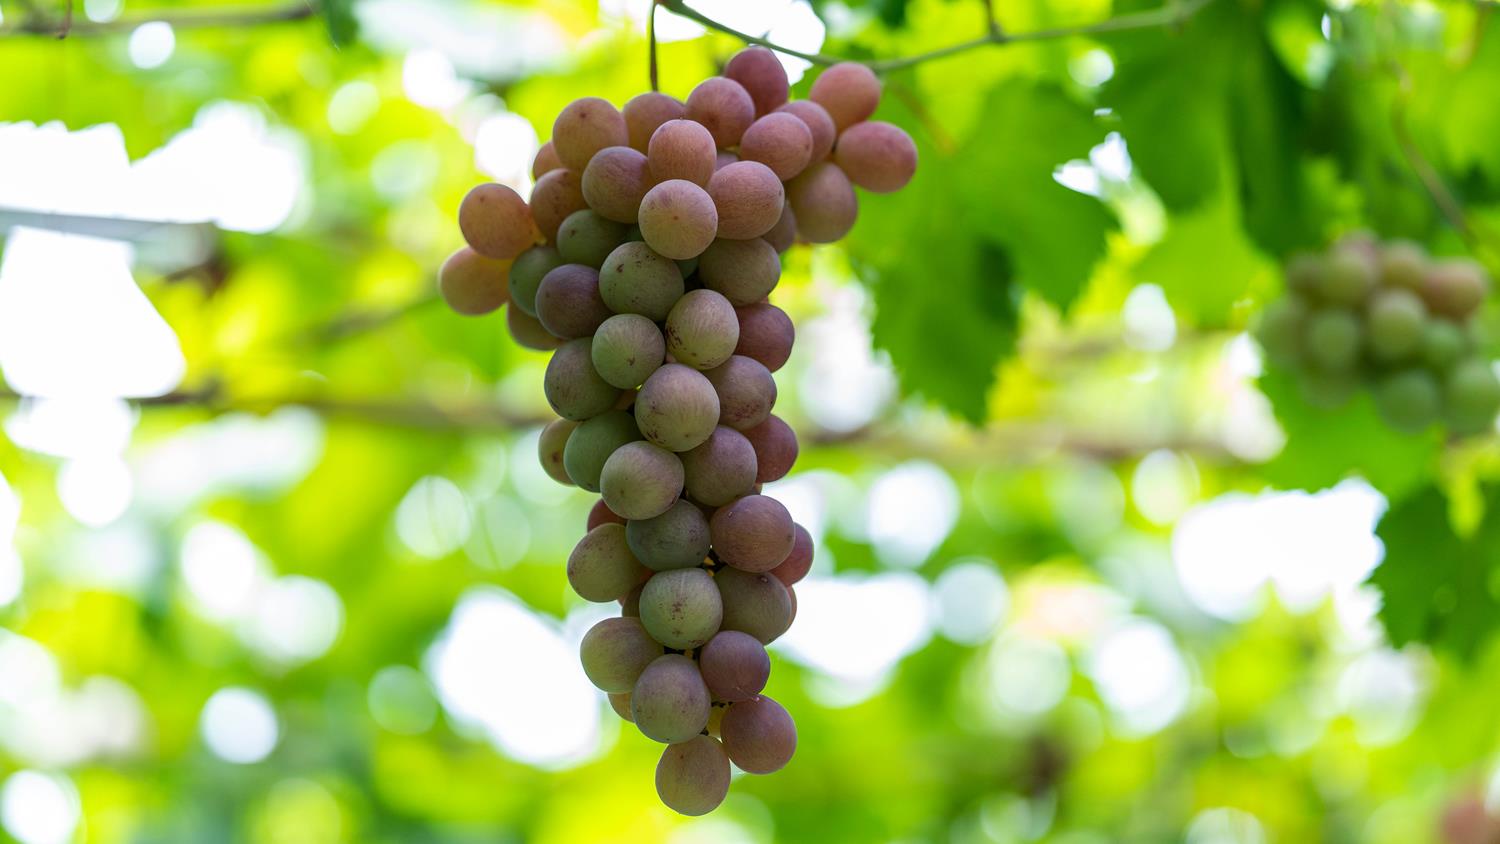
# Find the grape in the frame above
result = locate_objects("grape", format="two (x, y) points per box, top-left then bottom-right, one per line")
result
(1318, 246), (1377, 306)
(458, 183), (537, 260)
(1255, 295), (1307, 367)
(588, 499), (626, 531)
(636, 364), (722, 452)
(710, 494), (795, 573)
(535, 263), (611, 339)
(563, 410), (642, 491)
(592, 314), (666, 390)
(1297, 369), (1359, 410)
(600, 440), (686, 520)
(507, 305), (564, 351)
(719, 695), (796, 774)
(734, 303), (795, 371)
(532, 141), (562, 179)
(666, 289), (740, 370)
(639, 568), (724, 649)
(567, 523), (649, 602)
(704, 355), (776, 431)
(682, 427), (758, 508)
(632, 653), (712, 743)
(508, 246), (565, 316)
(739, 113), (813, 181)
(600, 241), (686, 321)
(557, 209), (630, 268)
(638, 179), (719, 260)
(1380, 240), (1427, 291)
(770, 524), (813, 586)
(1302, 309), (1362, 372)
(537, 418), (578, 487)
(685, 77), (755, 149)
(656, 735), (731, 817)
(786, 162), (858, 243)
(742, 415), (798, 483)
(1284, 252), (1325, 299)
(438, 247), (510, 316)
(776, 100), (837, 162)
(648, 119), (717, 187)
(1374, 368), (1441, 433)
(698, 630), (770, 702)
(623, 91), (686, 152)
(545, 338), (620, 420)
(715, 566), (793, 643)
(707, 160), (785, 240)
(723, 46), (790, 116)
(699, 238), (781, 306)
(552, 96), (629, 170)
(1424, 259), (1489, 319)
(834, 121), (917, 193)
(581, 146), (652, 224)
(621, 582), (644, 617)
(530, 168), (587, 243)
(809, 62), (881, 131)
(715, 151), (739, 171)
(627, 499), (712, 571)
(763, 203), (798, 253)
(1444, 358), (1500, 434)
(1366, 288), (1428, 362)
(1422, 321), (1469, 370)
(579, 616), (664, 693)
(608, 691), (634, 722)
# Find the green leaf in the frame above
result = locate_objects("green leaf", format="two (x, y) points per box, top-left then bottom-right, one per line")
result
(1135, 191), (1276, 325)
(318, 0), (360, 47)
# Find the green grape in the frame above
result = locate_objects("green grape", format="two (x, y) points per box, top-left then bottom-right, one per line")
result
(599, 241), (686, 322)
(636, 364), (722, 452)
(738, 112), (813, 181)
(715, 566), (793, 644)
(458, 183), (537, 260)
(579, 616), (664, 693)
(1373, 369), (1441, 433)
(562, 410), (641, 492)
(809, 61), (882, 131)
(631, 653), (712, 743)
(666, 290), (740, 370)
(1422, 320), (1469, 370)
(566, 523), (649, 602)
(681, 426), (758, 507)
(834, 121), (918, 193)
(1444, 357), (1500, 435)
(1365, 288), (1427, 363)
(638, 179), (719, 260)
(655, 735), (731, 816)
(698, 238), (781, 306)
(1318, 248), (1377, 306)
(552, 96), (629, 171)
(684, 77), (755, 149)
(537, 418), (578, 486)
(647, 119), (716, 187)
(1255, 296), (1308, 366)
(626, 499), (712, 571)
(620, 582), (644, 617)
(437, 247), (510, 316)
(506, 305), (564, 351)
(623, 91), (685, 153)
(608, 691), (634, 722)
(1379, 240), (1427, 292)
(582, 145), (652, 223)
(742, 414), (798, 483)
(710, 494), (795, 572)
(591, 313), (666, 390)
(698, 630), (770, 702)
(508, 246), (565, 316)
(786, 162), (858, 244)
(724, 46), (790, 117)
(719, 695), (797, 774)
(770, 524), (813, 586)
(1283, 252), (1325, 301)
(535, 263), (611, 340)
(639, 568), (724, 649)
(706, 160), (784, 240)
(556, 209), (629, 269)
(600, 440), (685, 520)
(1303, 309), (1362, 372)
(544, 338), (620, 420)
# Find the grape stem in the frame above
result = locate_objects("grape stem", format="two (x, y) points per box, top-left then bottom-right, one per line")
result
(656, 0), (1222, 73)
(648, 0), (661, 92)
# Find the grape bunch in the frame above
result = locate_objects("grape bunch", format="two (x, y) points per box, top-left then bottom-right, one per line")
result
(1258, 234), (1500, 435)
(436, 48), (916, 814)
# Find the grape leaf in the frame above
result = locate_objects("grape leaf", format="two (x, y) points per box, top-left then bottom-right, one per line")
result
(1135, 192), (1276, 326)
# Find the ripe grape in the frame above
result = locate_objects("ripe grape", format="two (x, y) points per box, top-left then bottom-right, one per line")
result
(704, 355), (776, 431)
(1424, 259), (1489, 319)
(627, 498), (712, 571)
(719, 695), (796, 774)
(1444, 358), (1500, 434)
(739, 112), (813, 180)
(608, 691), (634, 722)
(537, 418), (578, 486)
(763, 204), (798, 253)
(1254, 295), (1307, 367)
(648, 119), (717, 187)
(636, 364), (722, 451)
(592, 313), (666, 389)
(567, 523), (650, 602)
(508, 246), (565, 316)
(639, 568), (724, 649)
(1421, 321), (1469, 370)
(438, 247), (510, 316)
(666, 289), (740, 370)
(776, 100), (837, 162)
(742, 415), (798, 483)
(809, 62), (881, 130)
(656, 735), (731, 817)
(557, 209), (630, 268)
(632, 653), (712, 743)
(710, 494), (795, 572)
(600, 440), (686, 520)
(723, 46), (790, 116)
(834, 121), (917, 193)
(685, 77), (755, 149)
(599, 241), (686, 321)
(530, 168), (587, 243)
(638, 179), (719, 260)
(506, 305), (564, 351)
(707, 160), (785, 240)
(682, 426), (758, 507)
(734, 303), (795, 371)
(458, 183), (537, 260)
(1373, 368), (1441, 433)
(582, 146), (652, 223)
(532, 141), (562, 179)
(715, 151), (739, 171)
(770, 524), (813, 586)
(699, 238), (781, 306)
(553, 96), (629, 170)
(621, 582), (644, 617)
(786, 162), (858, 243)
(1365, 288), (1427, 362)
(545, 338), (621, 420)
(588, 499), (626, 531)
(563, 410), (642, 492)
(579, 616), (664, 693)
(1318, 246), (1377, 306)
(698, 630), (770, 702)
(623, 91), (686, 152)
(1380, 240), (1427, 291)
(715, 566), (793, 643)
(535, 263), (611, 339)
(1302, 309), (1362, 372)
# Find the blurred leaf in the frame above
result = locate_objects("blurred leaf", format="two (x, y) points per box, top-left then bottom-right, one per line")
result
(318, 0), (360, 47)
(1135, 191), (1274, 325)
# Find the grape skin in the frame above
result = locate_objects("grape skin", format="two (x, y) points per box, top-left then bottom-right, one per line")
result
(508, 246), (565, 316)
(608, 691), (634, 722)
(656, 735), (731, 817)
(715, 566), (794, 644)
(530, 168), (588, 243)
(562, 410), (642, 492)
(544, 338), (621, 420)
(776, 100), (837, 162)
(1302, 309), (1361, 373)
(599, 241), (686, 322)
(623, 91), (686, 152)
(707, 160), (786, 240)
(685, 77), (756, 149)
(1424, 259), (1489, 319)
(734, 303), (795, 372)
(1373, 369), (1441, 433)
(1380, 240), (1427, 291)
(720, 695), (797, 774)
(834, 121), (917, 193)
(537, 418), (578, 487)
(458, 183), (537, 260)
(786, 162), (858, 243)
(626, 499), (712, 571)
(592, 313), (666, 390)
(742, 414), (799, 483)
(636, 364), (722, 452)
(723, 46), (790, 116)
(579, 616), (664, 693)
(699, 238), (781, 306)
(552, 96), (629, 170)
(704, 355), (777, 431)
(763, 204), (798, 253)
(534, 263), (612, 340)
(632, 654), (713, 744)
(639, 179), (720, 260)
(808, 62), (882, 130)
(600, 440), (686, 520)
(666, 289), (741, 370)
(769, 523), (814, 586)
(1365, 288), (1427, 363)
(681, 426), (759, 508)
(739, 113), (813, 181)
(438, 247), (510, 316)
(582, 146), (653, 223)
(639, 568), (724, 650)
(1318, 247), (1377, 306)
(567, 523), (649, 602)
(710, 494), (796, 573)
(648, 119), (717, 187)
(698, 630), (770, 702)
(1445, 358), (1500, 434)
(506, 305), (564, 351)
(532, 141), (562, 179)
(557, 209), (630, 268)
(588, 499), (626, 531)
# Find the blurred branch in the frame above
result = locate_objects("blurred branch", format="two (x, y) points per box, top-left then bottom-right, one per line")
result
(658, 0), (1219, 73)
(0, 207), (214, 241)
(0, 2), (313, 36)
(293, 295), (441, 346)
(648, 0), (660, 92)
(981, 0), (1003, 38)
